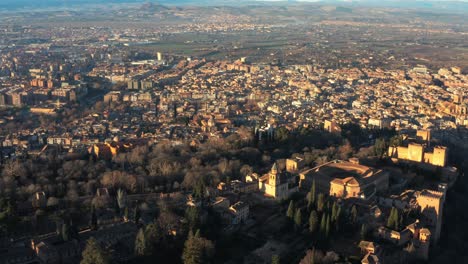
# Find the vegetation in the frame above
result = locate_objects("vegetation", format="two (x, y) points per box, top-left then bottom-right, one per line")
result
(182, 230), (214, 264)
(81, 237), (109, 264)
(308, 210), (318, 233)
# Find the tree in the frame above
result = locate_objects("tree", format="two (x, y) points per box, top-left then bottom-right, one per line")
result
(325, 214), (331, 238)
(81, 237), (109, 264)
(387, 207), (400, 230)
(300, 248), (316, 264)
(287, 200), (295, 219)
(373, 138), (387, 158)
(124, 206), (129, 222)
(62, 223), (70, 241)
(334, 206), (342, 231)
(116, 189), (127, 210)
(185, 206), (200, 230)
(193, 179), (206, 200)
(0, 197), (18, 235)
(317, 193), (325, 212)
(307, 180), (316, 209)
(350, 205), (358, 225)
(331, 202), (338, 223)
(320, 213), (327, 236)
(182, 231), (214, 264)
(394, 208), (400, 230)
(360, 223), (368, 240)
(145, 222), (162, 251)
(308, 210), (319, 233)
(387, 207), (395, 229)
(272, 255), (281, 264)
(90, 206), (98, 230)
(134, 204), (141, 223)
(135, 228), (148, 256)
(294, 208), (302, 229)
(275, 126), (290, 143)
(389, 135), (403, 147)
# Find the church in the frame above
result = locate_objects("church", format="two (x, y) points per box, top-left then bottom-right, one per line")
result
(258, 163), (299, 200)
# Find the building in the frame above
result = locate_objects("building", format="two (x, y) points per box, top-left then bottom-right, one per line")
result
(416, 189), (444, 243)
(324, 120), (341, 134)
(388, 144), (447, 167)
(416, 130), (431, 142)
(258, 163), (298, 200)
(406, 220), (431, 260)
(229, 201), (249, 225)
(103, 91), (121, 104)
(376, 226), (412, 246)
(32, 191), (47, 208)
(359, 240), (383, 264)
(300, 159), (389, 200)
(368, 118), (392, 129)
(285, 157), (305, 173)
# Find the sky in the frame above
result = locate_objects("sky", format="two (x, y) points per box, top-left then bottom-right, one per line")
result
(1, 0), (467, 10)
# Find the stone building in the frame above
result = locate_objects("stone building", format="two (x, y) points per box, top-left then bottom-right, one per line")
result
(229, 201), (249, 225)
(300, 160), (389, 200)
(285, 157), (305, 173)
(324, 120), (341, 134)
(416, 189), (445, 243)
(388, 144), (447, 167)
(258, 163), (298, 200)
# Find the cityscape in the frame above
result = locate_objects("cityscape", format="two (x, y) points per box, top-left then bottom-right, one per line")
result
(0, 0), (467, 264)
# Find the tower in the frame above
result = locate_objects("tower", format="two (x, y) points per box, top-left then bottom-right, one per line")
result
(432, 146), (447, 167)
(417, 190), (444, 243)
(417, 228), (431, 260)
(270, 162), (280, 186)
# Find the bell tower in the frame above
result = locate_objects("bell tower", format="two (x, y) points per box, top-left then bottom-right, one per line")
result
(270, 162), (280, 185)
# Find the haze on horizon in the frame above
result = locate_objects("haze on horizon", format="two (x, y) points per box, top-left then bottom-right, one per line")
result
(1, 0), (468, 10)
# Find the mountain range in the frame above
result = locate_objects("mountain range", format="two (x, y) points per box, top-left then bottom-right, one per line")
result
(1, 0), (467, 12)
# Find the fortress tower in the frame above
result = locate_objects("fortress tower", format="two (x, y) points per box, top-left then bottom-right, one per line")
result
(416, 190), (445, 243)
(432, 146), (447, 167)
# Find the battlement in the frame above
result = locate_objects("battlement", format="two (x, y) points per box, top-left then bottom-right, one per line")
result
(418, 189), (444, 200)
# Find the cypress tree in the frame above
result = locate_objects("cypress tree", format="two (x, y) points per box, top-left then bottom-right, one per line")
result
(394, 209), (400, 230)
(287, 200), (295, 219)
(135, 228), (147, 256)
(387, 207), (395, 229)
(294, 208), (302, 229)
(360, 223), (367, 240)
(317, 193), (325, 212)
(271, 255), (280, 264)
(335, 206), (342, 231)
(134, 204), (141, 223)
(351, 205), (358, 225)
(90, 205), (98, 230)
(62, 223), (70, 241)
(123, 206), (129, 222)
(308, 210), (319, 233)
(81, 237), (109, 264)
(387, 207), (400, 230)
(182, 230), (214, 264)
(309, 248), (315, 264)
(307, 180), (316, 209)
(306, 191), (313, 210)
(398, 214), (404, 231)
(331, 202), (338, 223)
(185, 206), (200, 230)
(325, 214), (331, 238)
(320, 213), (327, 236)
(182, 231), (201, 264)
(145, 222), (162, 251)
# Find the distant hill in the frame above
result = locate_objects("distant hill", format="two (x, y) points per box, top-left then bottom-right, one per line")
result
(0, 0), (467, 13)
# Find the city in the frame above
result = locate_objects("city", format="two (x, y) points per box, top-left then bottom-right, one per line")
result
(0, 1), (467, 264)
